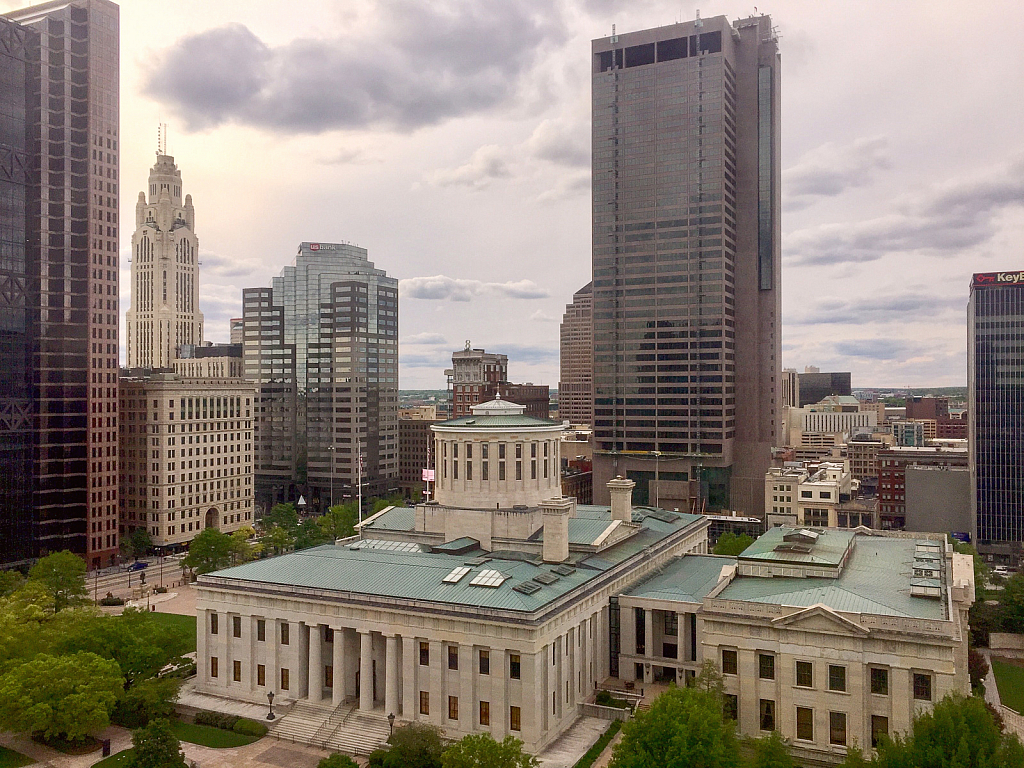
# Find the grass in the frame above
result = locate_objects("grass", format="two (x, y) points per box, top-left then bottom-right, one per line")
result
(0, 746), (34, 768)
(91, 749), (134, 768)
(169, 721), (261, 748)
(573, 719), (622, 768)
(147, 612), (197, 654)
(991, 657), (1024, 714)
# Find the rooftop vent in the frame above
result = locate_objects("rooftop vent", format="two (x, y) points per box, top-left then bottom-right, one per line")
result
(644, 508), (680, 523)
(774, 543), (813, 554)
(442, 566), (471, 584)
(551, 564), (576, 577)
(513, 581), (541, 595)
(533, 572), (559, 585)
(910, 578), (942, 598)
(465, 556), (491, 566)
(783, 529), (820, 544)
(469, 569), (508, 588)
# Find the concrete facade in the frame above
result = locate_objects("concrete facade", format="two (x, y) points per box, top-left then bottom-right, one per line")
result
(905, 465), (971, 536)
(559, 283), (594, 428)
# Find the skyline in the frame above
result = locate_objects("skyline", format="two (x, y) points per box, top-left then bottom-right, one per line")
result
(3, 0), (1018, 389)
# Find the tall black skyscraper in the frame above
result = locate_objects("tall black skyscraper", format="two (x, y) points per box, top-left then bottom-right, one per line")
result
(1, 0), (120, 567)
(969, 270), (1024, 565)
(590, 15), (781, 516)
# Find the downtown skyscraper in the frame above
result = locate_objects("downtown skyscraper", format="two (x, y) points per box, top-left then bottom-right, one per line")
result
(1, 0), (119, 567)
(243, 242), (398, 510)
(969, 270), (1024, 566)
(590, 15), (780, 516)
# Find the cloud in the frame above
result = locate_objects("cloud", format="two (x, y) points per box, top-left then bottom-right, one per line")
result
(402, 332), (448, 345)
(789, 292), (965, 326)
(197, 249), (251, 280)
(425, 145), (511, 189)
(783, 136), (891, 210)
(786, 157), (1024, 266)
(400, 275), (549, 301)
(529, 309), (557, 322)
(832, 338), (915, 361)
(145, 2), (566, 134)
(537, 171), (590, 201)
(526, 117), (589, 167)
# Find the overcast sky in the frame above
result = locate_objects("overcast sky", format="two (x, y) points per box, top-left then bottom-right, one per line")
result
(11, 0), (1022, 389)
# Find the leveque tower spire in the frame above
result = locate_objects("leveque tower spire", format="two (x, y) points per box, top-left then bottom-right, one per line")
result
(125, 150), (204, 369)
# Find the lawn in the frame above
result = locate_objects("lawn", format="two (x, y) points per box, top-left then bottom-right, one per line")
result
(148, 612), (197, 653)
(91, 749), (134, 768)
(169, 721), (261, 748)
(991, 657), (1024, 714)
(0, 746), (34, 768)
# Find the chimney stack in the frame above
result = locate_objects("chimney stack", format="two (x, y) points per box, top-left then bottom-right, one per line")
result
(608, 476), (635, 522)
(541, 496), (574, 563)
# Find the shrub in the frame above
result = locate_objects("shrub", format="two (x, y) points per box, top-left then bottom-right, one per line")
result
(99, 596), (125, 606)
(232, 718), (268, 737)
(367, 749), (388, 768)
(574, 720), (621, 768)
(193, 711), (238, 730)
(319, 755), (359, 768)
(153, 587), (168, 594)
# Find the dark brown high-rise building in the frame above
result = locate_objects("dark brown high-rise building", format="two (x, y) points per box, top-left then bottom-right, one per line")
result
(559, 282), (593, 426)
(1, 0), (119, 568)
(591, 15), (780, 515)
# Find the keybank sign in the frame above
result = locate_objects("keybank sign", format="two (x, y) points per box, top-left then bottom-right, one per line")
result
(973, 271), (1024, 287)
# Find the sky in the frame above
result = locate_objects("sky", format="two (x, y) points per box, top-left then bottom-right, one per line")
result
(9, 0), (1022, 389)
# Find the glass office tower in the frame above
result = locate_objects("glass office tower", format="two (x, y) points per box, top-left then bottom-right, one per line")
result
(590, 15), (780, 516)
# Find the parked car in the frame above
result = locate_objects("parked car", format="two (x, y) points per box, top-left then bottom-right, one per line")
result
(125, 561), (149, 571)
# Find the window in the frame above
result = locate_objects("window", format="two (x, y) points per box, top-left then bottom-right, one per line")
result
(913, 673), (932, 701)
(210, 656), (219, 678)
(325, 665), (333, 689)
(801, 490), (812, 498)
(479, 701), (490, 726)
(479, 650), (490, 675)
(509, 654), (521, 679)
(510, 706), (521, 731)
(281, 622), (290, 645)
(257, 664), (265, 686)
(723, 694), (738, 721)
(449, 646), (459, 670)
(420, 691), (429, 715)
(759, 699), (775, 731)
(210, 612), (218, 635)
(796, 707), (814, 741)
(516, 461), (522, 481)
(722, 649), (738, 675)
(420, 641), (430, 666)
(664, 612), (678, 636)
(233, 660), (241, 682)
(281, 668), (289, 690)
(870, 667), (889, 695)
(449, 696), (459, 720)
(257, 619), (265, 642)
(499, 462), (505, 480)
(759, 654), (775, 680)
(871, 715), (889, 748)
(828, 665), (846, 692)
(796, 661), (813, 688)
(830, 712), (847, 746)
(232, 616), (241, 638)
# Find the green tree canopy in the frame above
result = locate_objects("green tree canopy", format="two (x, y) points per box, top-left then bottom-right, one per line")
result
(318, 755), (359, 768)
(319, 503), (359, 541)
(262, 502), (300, 534)
(610, 685), (740, 768)
(442, 734), (538, 768)
(371, 494), (405, 516)
(384, 723), (445, 768)
(750, 731), (795, 768)
(873, 692), (1024, 768)
(296, 517), (331, 550)
(1000, 572), (1024, 634)
(182, 529), (236, 575)
(0, 570), (24, 598)
(0, 651), (124, 743)
(259, 524), (295, 557)
(130, 718), (187, 768)
(120, 528), (154, 561)
(28, 551), (88, 612)
(712, 533), (755, 557)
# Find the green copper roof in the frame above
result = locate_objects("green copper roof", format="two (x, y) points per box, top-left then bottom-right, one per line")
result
(738, 527), (856, 567)
(435, 414), (559, 428)
(625, 555), (734, 603)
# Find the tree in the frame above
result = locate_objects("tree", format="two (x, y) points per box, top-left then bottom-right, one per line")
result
(182, 529), (235, 575)
(120, 528), (153, 561)
(295, 518), (330, 550)
(383, 723), (445, 768)
(873, 692), (1024, 768)
(836, 746), (871, 768)
(968, 648), (990, 695)
(713, 533), (754, 557)
(750, 731), (795, 768)
(229, 527), (259, 564)
(0, 570), (24, 598)
(371, 494), (405, 515)
(442, 734), (538, 768)
(693, 659), (725, 700)
(262, 502), (300, 534)
(319, 503), (359, 541)
(130, 718), (187, 768)
(113, 676), (180, 728)
(999, 572), (1024, 634)
(318, 755), (359, 768)
(0, 652), (124, 743)
(259, 524), (295, 557)
(28, 551), (88, 612)
(610, 686), (740, 768)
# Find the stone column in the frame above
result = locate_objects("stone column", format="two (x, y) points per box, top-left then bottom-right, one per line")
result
(268, 618), (279, 699)
(385, 634), (399, 717)
(644, 609), (654, 659)
(402, 636), (417, 719)
(219, 614), (230, 690)
(359, 630), (374, 711)
(196, 610), (209, 687)
(459, 644), (473, 729)
(308, 624), (323, 702)
(491, 648), (507, 739)
(298, 622), (310, 698)
(332, 627), (346, 705)
(678, 612), (688, 662)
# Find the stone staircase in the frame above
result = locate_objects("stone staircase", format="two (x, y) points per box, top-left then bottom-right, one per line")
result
(269, 699), (393, 756)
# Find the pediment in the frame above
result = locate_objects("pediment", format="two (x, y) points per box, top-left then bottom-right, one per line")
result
(771, 603), (869, 636)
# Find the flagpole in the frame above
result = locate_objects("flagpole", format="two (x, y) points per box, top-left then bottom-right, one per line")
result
(357, 438), (363, 524)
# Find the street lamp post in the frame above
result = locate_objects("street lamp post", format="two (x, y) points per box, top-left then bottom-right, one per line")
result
(266, 691), (276, 721)
(387, 712), (395, 736)
(653, 451), (662, 509)
(328, 445), (335, 510)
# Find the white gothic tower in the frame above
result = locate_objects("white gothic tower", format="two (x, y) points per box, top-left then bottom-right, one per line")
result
(125, 153), (204, 369)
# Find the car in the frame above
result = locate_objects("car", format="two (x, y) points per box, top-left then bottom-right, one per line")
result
(125, 561), (149, 571)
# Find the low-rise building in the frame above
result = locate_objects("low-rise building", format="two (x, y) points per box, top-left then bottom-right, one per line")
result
(619, 527), (974, 765)
(174, 343), (244, 379)
(119, 371), (256, 550)
(878, 445), (968, 530)
(765, 462), (853, 528)
(847, 437), (887, 480)
(398, 417), (440, 501)
(904, 465), (971, 536)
